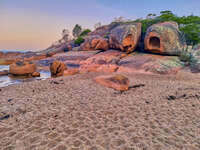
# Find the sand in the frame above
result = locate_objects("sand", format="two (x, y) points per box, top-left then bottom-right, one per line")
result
(0, 71), (200, 150)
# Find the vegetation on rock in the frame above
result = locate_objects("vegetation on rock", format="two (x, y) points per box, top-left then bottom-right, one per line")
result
(133, 11), (200, 46)
(72, 24), (82, 38)
(80, 29), (91, 37)
(74, 36), (85, 45)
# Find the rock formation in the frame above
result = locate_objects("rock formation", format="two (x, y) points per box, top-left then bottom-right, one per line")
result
(80, 35), (109, 51)
(79, 50), (121, 73)
(86, 22), (141, 53)
(94, 74), (130, 91)
(63, 68), (79, 76)
(9, 61), (36, 76)
(50, 61), (67, 77)
(144, 21), (186, 55)
(117, 53), (183, 75)
(109, 23), (142, 53)
(89, 22), (121, 37)
(37, 40), (74, 57)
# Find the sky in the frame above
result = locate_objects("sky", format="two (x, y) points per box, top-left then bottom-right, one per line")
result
(0, 0), (200, 51)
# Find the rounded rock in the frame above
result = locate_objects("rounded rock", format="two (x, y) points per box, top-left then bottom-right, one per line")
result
(9, 61), (36, 76)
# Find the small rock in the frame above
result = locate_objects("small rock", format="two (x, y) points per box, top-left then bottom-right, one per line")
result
(8, 99), (13, 102)
(32, 72), (40, 77)
(94, 74), (130, 91)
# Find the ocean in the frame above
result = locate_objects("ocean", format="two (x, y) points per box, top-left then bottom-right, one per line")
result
(0, 50), (51, 87)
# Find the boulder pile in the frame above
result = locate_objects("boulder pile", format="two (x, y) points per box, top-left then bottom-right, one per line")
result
(1, 20), (196, 82)
(81, 22), (142, 53)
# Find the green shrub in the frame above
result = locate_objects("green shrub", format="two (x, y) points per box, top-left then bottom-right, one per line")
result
(73, 24), (82, 38)
(80, 29), (91, 37)
(180, 24), (200, 45)
(104, 35), (109, 39)
(179, 47), (197, 65)
(74, 36), (85, 45)
(131, 11), (200, 45)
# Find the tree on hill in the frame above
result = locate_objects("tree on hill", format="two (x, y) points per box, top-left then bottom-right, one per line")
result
(135, 10), (200, 45)
(62, 29), (70, 42)
(73, 24), (82, 39)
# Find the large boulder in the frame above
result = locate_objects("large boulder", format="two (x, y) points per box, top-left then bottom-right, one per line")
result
(144, 21), (186, 55)
(109, 23), (142, 53)
(50, 61), (67, 77)
(80, 35), (109, 51)
(9, 61), (36, 76)
(94, 74), (130, 91)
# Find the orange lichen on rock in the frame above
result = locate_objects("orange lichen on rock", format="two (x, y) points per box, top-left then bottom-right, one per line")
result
(31, 72), (40, 77)
(50, 61), (67, 77)
(80, 35), (109, 51)
(94, 74), (130, 91)
(79, 50), (121, 73)
(109, 23), (141, 53)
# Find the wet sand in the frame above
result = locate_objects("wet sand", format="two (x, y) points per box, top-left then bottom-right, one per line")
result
(0, 71), (200, 150)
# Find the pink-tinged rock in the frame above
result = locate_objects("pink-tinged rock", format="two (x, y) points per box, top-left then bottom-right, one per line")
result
(117, 54), (183, 75)
(94, 74), (130, 91)
(79, 50), (122, 73)
(63, 68), (79, 76)
(96, 64), (119, 73)
(80, 35), (109, 51)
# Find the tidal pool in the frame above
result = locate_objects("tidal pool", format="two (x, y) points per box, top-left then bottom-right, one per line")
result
(0, 65), (51, 88)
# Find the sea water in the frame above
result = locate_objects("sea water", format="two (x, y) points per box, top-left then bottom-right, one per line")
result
(0, 65), (51, 88)
(0, 50), (51, 87)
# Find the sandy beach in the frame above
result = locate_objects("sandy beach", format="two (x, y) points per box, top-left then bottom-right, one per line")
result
(0, 71), (200, 150)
